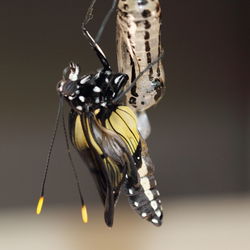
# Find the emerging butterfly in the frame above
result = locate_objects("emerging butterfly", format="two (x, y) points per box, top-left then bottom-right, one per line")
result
(36, 0), (163, 227)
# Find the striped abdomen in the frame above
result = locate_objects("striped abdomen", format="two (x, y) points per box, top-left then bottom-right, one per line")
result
(116, 0), (165, 112)
(124, 139), (163, 226)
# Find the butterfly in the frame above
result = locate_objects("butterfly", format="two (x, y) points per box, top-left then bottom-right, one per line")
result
(36, 0), (163, 227)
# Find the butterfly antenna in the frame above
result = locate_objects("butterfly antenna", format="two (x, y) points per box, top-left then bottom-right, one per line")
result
(113, 52), (165, 103)
(61, 105), (88, 224)
(82, 0), (110, 70)
(95, 0), (118, 43)
(36, 98), (63, 215)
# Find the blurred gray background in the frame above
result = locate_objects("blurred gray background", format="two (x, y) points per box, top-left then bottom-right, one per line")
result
(0, 0), (248, 208)
(0, 1), (249, 249)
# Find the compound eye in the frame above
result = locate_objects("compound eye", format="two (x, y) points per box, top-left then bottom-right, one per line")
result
(57, 79), (78, 97)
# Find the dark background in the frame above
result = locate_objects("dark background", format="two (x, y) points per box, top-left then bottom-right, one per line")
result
(0, 0), (248, 209)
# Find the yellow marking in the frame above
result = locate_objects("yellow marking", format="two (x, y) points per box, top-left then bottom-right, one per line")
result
(74, 115), (88, 150)
(105, 157), (122, 187)
(106, 107), (139, 153)
(81, 205), (88, 223)
(117, 106), (137, 121)
(116, 107), (139, 142)
(106, 114), (135, 152)
(75, 114), (123, 185)
(94, 109), (100, 115)
(74, 115), (103, 156)
(36, 196), (44, 215)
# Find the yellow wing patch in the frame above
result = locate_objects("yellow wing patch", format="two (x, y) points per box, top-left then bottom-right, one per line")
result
(74, 106), (140, 158)
(105, 106), (140, 154)
(74, 115), (102, 155)
(74, 115), (88, 150)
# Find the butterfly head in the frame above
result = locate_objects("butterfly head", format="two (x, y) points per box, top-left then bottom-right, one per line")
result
(57, 62), (129, 113)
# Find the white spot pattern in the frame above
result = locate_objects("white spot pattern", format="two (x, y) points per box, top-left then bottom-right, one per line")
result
(114, 75), (123, 84)
(95, 97), (100, 103)
(150, 200), (158, 210)
(140, 177), (150, 190)
(138, 161), (148, 177)
(155, 209), (161, 218)
(152, 218), (159, 224)
(59, 84), (63, 92)
(93, 86), (101, 93)
(144, 190), (154, 201)
(80, 76), (90, 84)
(79, 96), (85, 102)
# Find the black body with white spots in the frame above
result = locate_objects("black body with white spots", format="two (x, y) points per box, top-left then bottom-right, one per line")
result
(124, 137), (163, 226)
(58, 63), (128, 113)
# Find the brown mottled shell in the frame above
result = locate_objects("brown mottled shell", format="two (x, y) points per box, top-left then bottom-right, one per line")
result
(116, 0), (166, 111)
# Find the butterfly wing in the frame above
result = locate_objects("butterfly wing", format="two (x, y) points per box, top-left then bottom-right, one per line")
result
(69, 110), (137, 227)
(100, 106), (163, 226)
(69, 111), (107, 204)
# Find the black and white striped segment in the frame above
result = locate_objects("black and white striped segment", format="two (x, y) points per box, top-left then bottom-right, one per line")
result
(125, 141), (163, 226)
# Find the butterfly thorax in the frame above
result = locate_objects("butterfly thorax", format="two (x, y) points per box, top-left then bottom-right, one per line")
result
(57, 67), (128, 113)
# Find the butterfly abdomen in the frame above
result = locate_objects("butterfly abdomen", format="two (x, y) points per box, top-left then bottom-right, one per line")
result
(126, 157), (163, 226)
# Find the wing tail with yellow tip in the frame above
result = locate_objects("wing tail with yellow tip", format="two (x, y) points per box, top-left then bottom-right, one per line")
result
(36, 196), (44, 215)
(81, 205), (88, 223)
